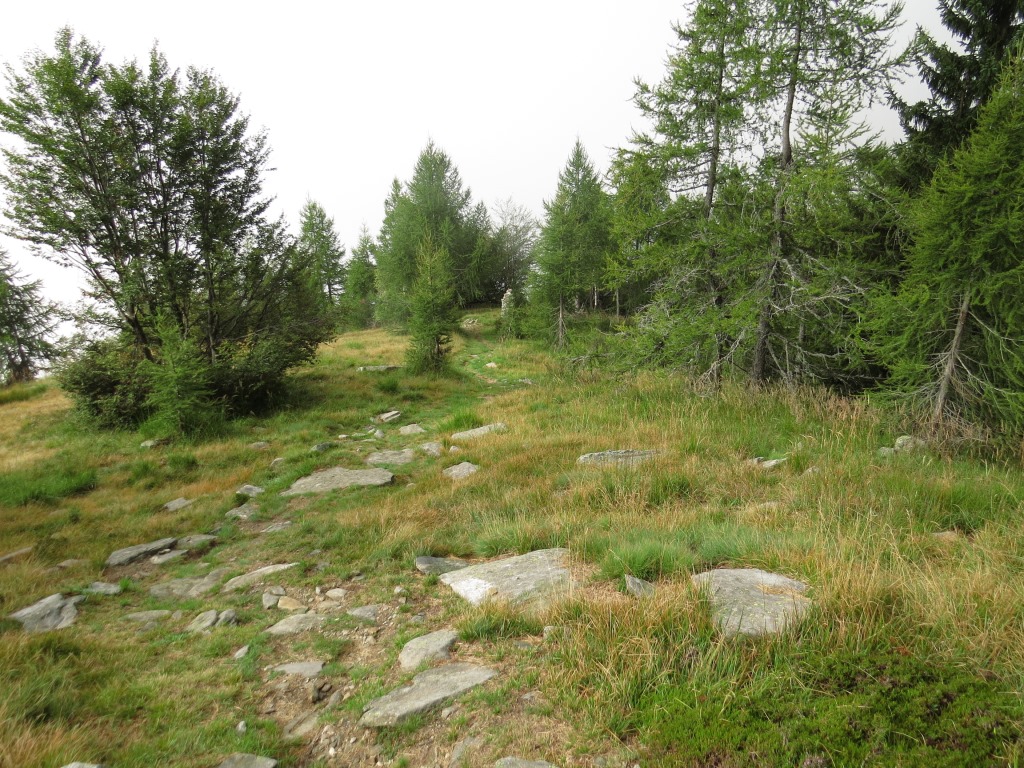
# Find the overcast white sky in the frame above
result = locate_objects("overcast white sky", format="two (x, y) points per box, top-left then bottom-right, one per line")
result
(1, 0), (945, 305)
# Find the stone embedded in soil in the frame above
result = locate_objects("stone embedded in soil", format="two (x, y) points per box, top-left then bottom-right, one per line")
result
(576, 449), (659, 467)
(377, 410), (402, 423)
(494, 759), (556, 768)
(274, 660), (324, 677)
(440, 549), (573, 607)
(8, 593), (84, 633)
(325, 588), (348, 600)
(280, 467), (394, 496)
(277, 596), (304, 611)
(748, 457), (787, 470)
(624, 574), (655, 598)
(178, 534), (217, 551)
(216, 609), (237, 626)
(222, 563), (299, 593)
(150, 567), (231, 600)
(106, 537), (178, 567)
(0, 545), (33, 565)
(261, 521), (292, 534)
(269, 457), (286, 471)
(237, 484), (265, 497)
(399, 629), (459, 670)
(265, 613), (326, 636)
(248, 441), (270, 451)
(691, 568), (811, 638)
(415, 555), (469, 575)
(163, 497), (193, 512)
(358, 365), (402, 372)
(84, 581), (122, 596)
(359, 663), (497, 727)
(124, 610), (171, 623)
(450, 422), (507, 441)
(187, 609), (219, 632)
(234, 645), (250, 660)
(284, 710), (319, 738)
(449, 736), (486, 768)
(151, 550), (186, 566)
(894, 435), (928, 453)
(420, 441), (444, 457)
(227, 502), (258, 520)
(216, 756), (277, 768)
(366, 449), (417, 466)
(262, 593), (279, 610)
(400, 423), (427, 435)
(347, 603), (383, 623)
(443, 462), (479, 480)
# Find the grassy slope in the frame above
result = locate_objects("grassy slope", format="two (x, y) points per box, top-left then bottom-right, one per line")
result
(1, 311), (1023, 767)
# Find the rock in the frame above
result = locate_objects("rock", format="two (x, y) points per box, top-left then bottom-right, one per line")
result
(624, 574), (655, 598)
(248, 441), (270, 451)
(277, 596), (304, 611)
(450, 423), (507, 441)
(877, 447), (896, 458)
(542, 625), (559, 641)
(54, 559), (86, 570)
(124, 610), (171, 623)
(347, 604), (383, 623)
(281, 467), (394, 496)
(150, 567), (231, 600)
(216, 756), (277, 768)
(0, 545), (33, 565)
(178, 534), (217, 551)
(415, 555), (469, 575)
(494, 759), (556, 768)
(261, 521), (292, 534)
(269, 458), (286, 472)
(237, 484), (265, 497)
(373, 429), (385, 439)
(234, 645), (249, 660)
(216, 609), (237, 626)
(450, 736), (486, 768)
(227, 502), (258, 520)
(60, 763), (106, 768)
(274, 660), (324, 677)
(358, 365), (401, 372)
(265, 613), (326, 636)
(420, 441), (444, 457)
(691, 568), (811, 637)
(377, 410), (402, 423)
(748, 457), (787, 470)
(222, 563), (299, 593)
(8, 593), (84, 633)
(284, 710), (319, 738)
(366, 449), (416, 466)
(140, 438), (169, 449)
(359, 663), (497, 727)
(106, 537), (178, 567)
(266, 586), (286, 596)
(236, 720), (247, 734)
(803, 466), (821, 476)
(311, 679), (332, 703)
(325, 588), (348, 600)
(485, 361), (498, 369)
(894, 435), (928, 453)
(84, 581), (122, 596)
(461, 317), (481, 328)
(399, 629), (459, 670)
(187, 609), (219, 633)
(399, 423), (427, 435)
(577, 449), (659, 467)
(931, 530), (962, 543)
(163, 497), (193, 512)
(150, 550), (186, 566)
(262, 593), (279, 609)
(311, 442), (336, 453)
(440, 549), (572, 607)
(443, 462), (479, 480)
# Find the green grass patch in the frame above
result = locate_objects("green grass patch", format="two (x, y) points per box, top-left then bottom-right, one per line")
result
(0, 461), (97, 506)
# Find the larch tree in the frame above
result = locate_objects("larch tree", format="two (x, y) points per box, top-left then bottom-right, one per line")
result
(339, 226), (377, 330)
(0, 250), (63, 385)
(296, 199), (346, 308)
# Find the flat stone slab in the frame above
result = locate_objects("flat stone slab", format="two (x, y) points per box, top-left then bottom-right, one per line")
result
(347, 603), (383, 623)
(274, 660), (324, 677)
(691, 568), (811, 637)
(325, 588), (348, 600)
(367, 449), (416, 466)
(377, 410), (402, 423)
(237, 484), (264, 497)
(150, 567), (231, 600)
(360, 663), (496, 727)
(443, 462), (479, 480)
(495, 760), (556, 768)
(84, 581), (122, 596)
(124, 610), (171, 623)
(415, 556), (469, 575)
(60, 763), (106, 768)
(9, 593), (84, 633)
(217, 756), (277, 768)
(440, 549), (572, 606)
(179, 534), (217, 550)
(163, 497), (193, 512)
(227, 502), (258, 520)
(222, 563), (298, 593)
(106, 537), (178, 567)
(187, 609), (219, 632)
(625, 574), (655, 597)
(0, 545), (33, 565)
(358, 365), (401, 372)
(265, 613), (326, 636)
(281, 467), (394, 496)
(399, 424), (427, 435)
(420, 441), (444, 457)
(451, 423), (507, 441)
(399, 629), (459, 670)
(261, 521), (292, 534)
(151, 550), (186, 566)
(748, 457), (787, 470)
(577, 449), (659, 467)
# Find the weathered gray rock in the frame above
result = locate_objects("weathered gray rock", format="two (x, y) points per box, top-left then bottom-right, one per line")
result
(748, 457), (787, 470)
(9, 593), (84, 633)
(347, 603), (383, 623)
(494, 759), (555, 768)
(163, 497), (193, 512)
(440, 549), (572, 606)
(261, 521), (292, 534)
(485, 361), (498, 369)
(420, 441), (444, 457)
(311, 442), (336, 453)
(140, 438), (168, 449)
(443, 462), (479, 480)
(277, 596), (304, 611)
(373, 428), (385, 439)
(577, 449), (658, 467)
(366, 449), (416, 466)
(280, 467), (393, 496)
(377, 410), (402, 423)
(450, 736), (486, 768)
(269, 458), (286, 472)
(54, 559), (86, 570)
(399, 629), (459, 670)
(266, 586), (286, 596)
(222, 563), (298, 593)
(358, 365), (401, 372)
(360, 663), (496, 727)
(399, 423), (427, 436)
(84, 581), (122, 596)
(124, 610), (171, 623)
(216, 756), (277, 768)
(178, 534), (217, 551)
(0, 545), (32, 565)
(894, 435), (928, 453)
(150, 550), (185, 566)
(248, 441), (270, 451)
(150, 567), (230, 600)
(265, 613), (326, 636)
(188, 609), (219, 632)
(60, 763), (106, 768)
(691, 568), (811, 637)
(237, 484), (265, 497)
(877, 447), (896, 457)
(325, 588), (348, 600)
(274, 660), (324, 677)
(451, 423), (507, 441)
(233, 645), (249, 660)
(106, 537), (177, 567)
(227, 501), (258, 520)
(415, 555), (469, 575)
(284, 711), (319, 738)
(262, 593), (279, 610)
(624, 574), (655, 598)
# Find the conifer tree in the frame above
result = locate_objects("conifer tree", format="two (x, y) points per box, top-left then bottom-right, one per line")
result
(405, 236), (457, 373)
(296, 200), (346, 306)
(0, 250), (63, 385)
(339, 227), (377, 329)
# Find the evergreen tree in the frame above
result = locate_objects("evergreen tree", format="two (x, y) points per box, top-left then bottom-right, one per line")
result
(0, 251), (63, 385)
(405, 236), (457, 374)
(339, 227), (377, 329)
(295, 199), (346, 306)
(491, 199), (539, 298)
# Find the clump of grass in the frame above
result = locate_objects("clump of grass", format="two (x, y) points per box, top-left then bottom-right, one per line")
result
(0, 462), (97, 506)
(458, 603), (544, 641)
(0, 382), (49, 407)
(440, 408), (483, 432)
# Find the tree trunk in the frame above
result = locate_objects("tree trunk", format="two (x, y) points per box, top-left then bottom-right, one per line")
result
(932, 291), (971, 428)
(556, 297), (566, 350)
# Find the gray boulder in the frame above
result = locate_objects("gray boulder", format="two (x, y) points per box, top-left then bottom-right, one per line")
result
(106, 537), (177, 567)
(227, 502), (258, 520)
(577, 449), (658, 467)
(443, 462), (479, 480)
(399, 423), (427, 435)
(415, 555), (469, 575)
(377, 410), (402, 423)
(495, 760), (556, 768)
(273, 660), (324, 677)
(216, 756), (277, 768)
(222, 563), (298, 593)
(347, 603), (383, 623)
(366, 449), (416, 466)
(624, 575), (655, 598)
(399, 629), (459, 670)
(9, 593), (84, 633)
(150, 567), (231, 600)
(236, 484), (264, 497)
(691, 568), (811, 637)
(84, 581), (122, 596)
(451, 423), (506, 441)
(360, 663), (496, 727)
(280, 467), (393, 496)
(163, 497), (193, 512)
(187, 609), (219, 633)
(420, 441), (444, 457)
(265, 613), (326, 636)
(0, 545), (32, 565)
(440, 549), (572, 607)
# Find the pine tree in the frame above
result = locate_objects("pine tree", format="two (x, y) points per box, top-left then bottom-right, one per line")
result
(339, 227), (377, 329)
(296, 199), (346, 306)
(0, 251), (63, 385)
(405, 236), (457, 374)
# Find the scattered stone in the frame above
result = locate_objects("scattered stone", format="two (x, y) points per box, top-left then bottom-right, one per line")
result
(577, 449), (658, 467)
(449, 445), (461, 453)
(222, 563), (299, 593)
(399, 423), (427, 435)
(462, 317), (481, 328)
(236, 720), (247, 734)
(237, 484), (264, 497)
(624, 574), (655, 598)
(377, 410), (402, 423)
(451, 423), (507, 441)
(262, 593), (280, 610)
(269, 458), (286, 472)
(106, 537), (178, 567)
(485, 362), (498, 369)
(284, 710), (319, 738)
(216, 609), (237, 626)
(60, 763), (106, 768)
(281, 467), (394, 496)
(358, 365), (401, 372)
(187, 609), (219, 633)
(265, 613), (326, 636)
(179, 534), (217, 551)
(150, 567), (231, 600)
(394, 586), (407, 596)
(359, 663), (497, 727)
(495, 759), (556, 768)
(277, 596), (304, 611)
(84, 581), (122, 596)
(440, 549), (572, 607)
(140, 438), (169, 449)
(163, 497), (193, 512)
(312, 679), (333, 703)
(894, 435), (928, 453)
(803, 466), (822, 476)
(55, 559), (86, 569)
(274, 660), (324, 677)
(518, 378), (535, 386)
(0, 545), (33, 566)
(691, 568), (811, 637)
(748, 457), (787, 470)
(443, 462), (479, 480)
(150, 550), (186, 566)
(124, 610), (171, 623)
(542, 625), (559, 641)
(8, 593), (84, 633)
(347, 604), (383, 623)
(216, 756), (277, 768)
(311, 442), (336, 453)
(420, 441), (444, 457)
(227, 502), (258, 520)
(248, 441), (270, 451)
(877, 447), (896, 458)
(366, 449), (417, 466)
(399, 629), (459, 670)
(450, 736), (486, 768)
(261, 521), (292, 534)
(267, 586), (286, 596)
(325, 588), (348, 600)
(931, 530), (962, 544)
(415, 555), (469, 575)
(234, 645), (249, 660)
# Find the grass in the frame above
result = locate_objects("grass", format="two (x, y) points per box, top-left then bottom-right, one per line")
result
(2, 309), (1024, 765)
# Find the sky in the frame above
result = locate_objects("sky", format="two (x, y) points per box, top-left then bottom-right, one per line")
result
(0, 0), (946, 306)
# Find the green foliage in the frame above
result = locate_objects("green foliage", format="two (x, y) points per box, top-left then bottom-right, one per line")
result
(0, 250), (63, 385)
(339, 227), (377, 329)
(295, 199), (346, 311)
(142, 320), (222, 436)
(405, 238), (458, 374)
(56, 337), (151, 429)
(0, 381), (48, 406)
(458, 604), (544, 641)
(0, 461), (96, 506)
